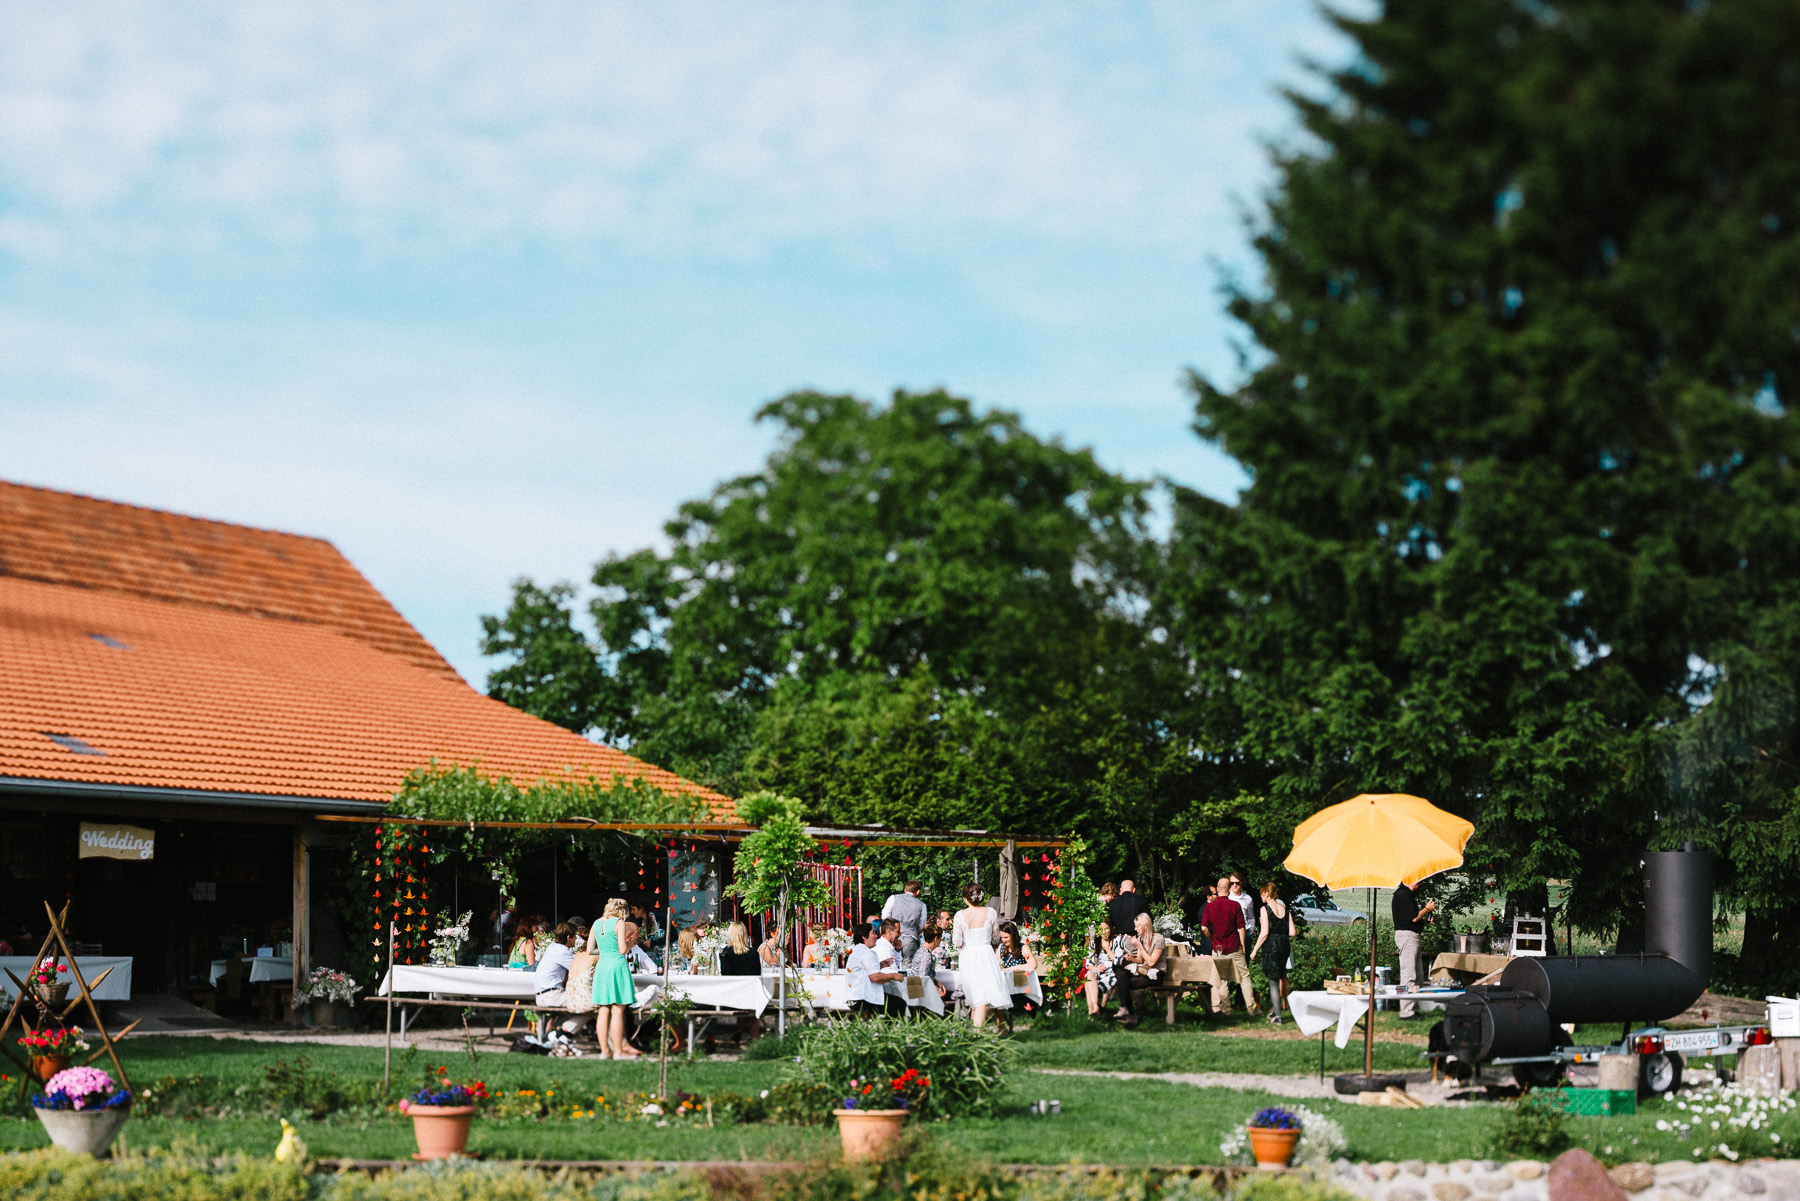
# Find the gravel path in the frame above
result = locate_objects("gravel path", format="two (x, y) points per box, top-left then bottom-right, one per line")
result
(1027, 1068), (1472, 1104)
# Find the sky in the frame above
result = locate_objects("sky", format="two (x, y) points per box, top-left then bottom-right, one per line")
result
(0, 2), (1361, 687)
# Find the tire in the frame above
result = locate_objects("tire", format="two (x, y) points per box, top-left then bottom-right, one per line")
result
(1639, 1051), (1682, 1097)
(1512, 1058), (1567, 1090)
(1334, 1072), (1408, 1095)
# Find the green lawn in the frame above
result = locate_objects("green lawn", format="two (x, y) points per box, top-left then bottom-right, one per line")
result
(0, 1031), (1771, 1166)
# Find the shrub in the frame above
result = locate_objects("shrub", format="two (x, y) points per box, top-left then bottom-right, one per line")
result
(1234, 1176), (1362, 1201)
(761, 1079), (838, 1125)
(788, 1016), (1012, 1120)
(1489, 1091), (1569, 1159)
(0, 1150), (310, 1201)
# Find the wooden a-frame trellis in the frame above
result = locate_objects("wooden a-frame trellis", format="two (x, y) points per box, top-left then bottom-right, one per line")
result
(0, 902), (137, 1098)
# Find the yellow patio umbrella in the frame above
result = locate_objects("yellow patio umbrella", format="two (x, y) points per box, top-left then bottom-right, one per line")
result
(1283, 793), (1475, 1078)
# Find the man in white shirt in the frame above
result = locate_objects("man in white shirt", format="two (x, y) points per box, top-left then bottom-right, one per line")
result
(533, 923), (578, 1037)
(881, 881), (929, 962)
(875, 919), (902, 973)
(847, 923), (903, 1017)
(1228, 874), (1257, 937)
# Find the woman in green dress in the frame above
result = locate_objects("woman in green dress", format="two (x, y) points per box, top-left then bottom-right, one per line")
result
(585, 898), (641, 1059)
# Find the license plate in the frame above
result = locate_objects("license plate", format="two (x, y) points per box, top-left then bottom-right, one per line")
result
(1664, 1030), (1722, 1053)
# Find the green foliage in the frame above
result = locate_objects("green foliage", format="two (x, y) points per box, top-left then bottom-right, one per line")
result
(0, 1150), (310, 1201)
(726, 791), (831, 919)
(788, 1016), (1013, 1120)
(1489, 1092), (1570, 1160)
(390, 763), (706, 826)
(478, 579), (614, 735)
(1037, 836), (1104, 1006)
(129, 1059), (385, 1121)
(758, 1079), (839, 1126)
(856, 848), (977, 919)
(1233, 1177), (1362, 1201)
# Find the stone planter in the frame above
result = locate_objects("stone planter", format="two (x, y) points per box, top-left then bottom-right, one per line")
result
(405, 1103), (475, 1159)
(834, 1108), (906, 1161)
(311, 1000), (339, 1028)
(29, 1054), (70, 1083)
(34, 1107), (130, 1158)
(1247, 1124), (1300, 1169)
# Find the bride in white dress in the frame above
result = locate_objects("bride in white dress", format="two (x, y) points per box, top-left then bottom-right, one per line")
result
(952, 882), (1012, 1027)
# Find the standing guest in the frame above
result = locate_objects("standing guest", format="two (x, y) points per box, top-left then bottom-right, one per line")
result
(1107, 880), (1149, 945)
(1250, 883), (1295, 1024)
(1392, 883), (1435, 1019)
(532, 922), (579, 1037)
(1229, 874), (1258, 940)
(1111, 910), (1167, 1026)
(586, 899), (641, 1059)
(908, 924), (949, 1005)
(953, 882), (1012, 1028)
(1083, 921), (1119, 1016)
(1199, 878), (1259, 1015)
(935, 909), (954, 935)
(1099, 882), (1118, 904)
(489, 902), (517, 953)
(847, 922), (900, 1017)
(882, 880), (929, 962)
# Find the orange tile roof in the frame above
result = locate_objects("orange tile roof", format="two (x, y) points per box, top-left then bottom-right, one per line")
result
(0, 559), (732, 819)
(0, 480), (459, 681)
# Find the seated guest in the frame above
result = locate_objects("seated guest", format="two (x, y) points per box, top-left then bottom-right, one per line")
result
(876, 919), (902, 974)
(625, 923), (659, 974)
(997, 921), (1040, 1014)
(1083, 921), (1117, 1016)
(758, 927), (783, 968)
(675, 927), (698, 970)
(532, 922), (579, 1036)
(508, 916), (546, 969)
(931, 913), (954, 968)
(907, 924), (949, 1005)
(847, 922), (903, 1017)
(800, 928), (824, 968)
(1112, 911), (1165, 1028)
(629, 901), (663, 947)
(719, 922), (761, 976)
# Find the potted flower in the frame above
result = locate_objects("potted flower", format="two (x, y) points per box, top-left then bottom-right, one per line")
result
(18, 1024), (89, 1083)
(1246, 1105), (1302, 1169)
(31, 1066), (131, 1157)
(293, 967), (360, 1029)
(24, 961), (69, 1009)
(397, 1065), (488, 1158)
(833, 1069), (929, 1161)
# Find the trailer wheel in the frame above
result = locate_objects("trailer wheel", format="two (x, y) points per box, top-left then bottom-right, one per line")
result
(1639, 1051), (1682, 1097)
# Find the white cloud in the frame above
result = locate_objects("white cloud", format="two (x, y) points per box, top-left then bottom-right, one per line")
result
(0, 1), (1347, 260)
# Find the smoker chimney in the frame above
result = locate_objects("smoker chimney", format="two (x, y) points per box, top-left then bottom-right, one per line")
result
(1643, 846), (1712, 987)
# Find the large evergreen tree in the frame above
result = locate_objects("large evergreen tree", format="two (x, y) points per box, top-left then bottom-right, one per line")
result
(1171, 0), (1800, 973)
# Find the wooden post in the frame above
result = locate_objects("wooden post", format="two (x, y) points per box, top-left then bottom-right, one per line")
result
(291, 825), (308, 1026)
(1365, 885), (1377, 1078)
(383, 921), (395, 1094)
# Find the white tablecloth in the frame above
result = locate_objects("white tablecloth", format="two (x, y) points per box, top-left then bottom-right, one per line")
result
(0, 957), (133, 1001)
(941, 966), (1044, 1008)
(1288, 988), (1459, 1048)
(378, 963), (536, 999)
(209, 957), (292, 988)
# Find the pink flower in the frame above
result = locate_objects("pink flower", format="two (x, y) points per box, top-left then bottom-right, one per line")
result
(45, 1066), (113, 1109)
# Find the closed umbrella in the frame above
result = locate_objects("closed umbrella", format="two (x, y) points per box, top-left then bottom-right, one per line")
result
(998, 840), (1020, 921)
(1284, 793), (1474, 1077)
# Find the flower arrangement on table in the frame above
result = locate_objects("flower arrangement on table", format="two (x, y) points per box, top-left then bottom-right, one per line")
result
(842, 1069), (931, 1112)
(18, 1025), (88, 1056)
(292, 967), (359, 1005)
(1152, 909), (1187, 939)
(429, 911), (472, 967)
(691, 929), (729, 974)
(398, 1065), (490, 1112)
(821, 928), (853, 967)
(31, 1066), (130, 1111)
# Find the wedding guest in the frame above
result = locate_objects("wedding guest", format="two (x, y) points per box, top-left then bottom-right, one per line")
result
(1250, 882), (1295, 1024)
(719, 922), (761, 976)
(489, 902), (517, 953)
(585, 900), (640, 1059)
(881, 880), (929, 962)
(674, 927), (698, 971)
(876, 919), (902, 973)
(1113, 911), (1166, 1027)
(997, 920), (1041, 1015)
(1200, 877), (1259, 1015)
(1107, 880), (1149, 944)
(847, 922), (900, 1017)
(1228, 874), (1258, 940)
(532, 923), (579, 1037)
(800, 928), (825, 969)
(625, 924), (658, 974)
(629, 901), (663, 947)
(758, 927), (783, 968)
(1083, 921), (1119, 1016)
(508, 916), (546, 969)
(907, 924), (949, 1005)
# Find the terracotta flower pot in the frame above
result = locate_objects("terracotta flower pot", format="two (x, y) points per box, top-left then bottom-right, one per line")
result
(406, 1103), (476, 1159)
(29, 1055), (70, 1083)
(34, 1107), (130, 1158)
(834, 1108), (906, 1161)
(1247, 1124), (1300, 1170)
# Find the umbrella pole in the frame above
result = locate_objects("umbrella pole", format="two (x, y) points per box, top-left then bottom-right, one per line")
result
(1365, 885), (1376, 1077)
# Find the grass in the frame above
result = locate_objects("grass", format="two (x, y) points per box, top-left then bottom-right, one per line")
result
(1011, 1008), (1426, 1076)
(0, 1029), (1778, 1165)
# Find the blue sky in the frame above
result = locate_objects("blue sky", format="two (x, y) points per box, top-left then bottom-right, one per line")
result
(0, 2), (1360, 686)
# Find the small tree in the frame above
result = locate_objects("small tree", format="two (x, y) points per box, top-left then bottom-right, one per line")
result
(725, 791), (831, 1034)
(1036, 836), (1103, 1009)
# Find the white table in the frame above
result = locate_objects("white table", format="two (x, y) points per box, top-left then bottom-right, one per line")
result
(0, 957), (133, 1001)
(1288, 988), (1460, 1048)
(209, 957), (291, 988)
